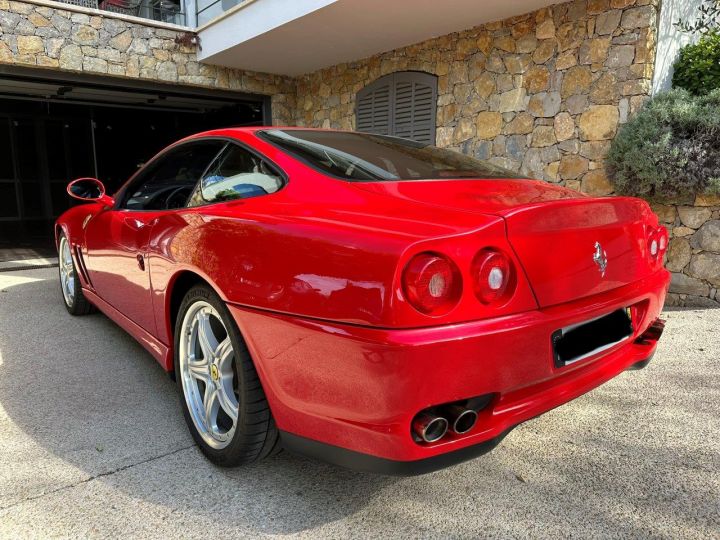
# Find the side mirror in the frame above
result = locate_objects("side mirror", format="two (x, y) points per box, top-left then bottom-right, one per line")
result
(67, 178), (115, 207)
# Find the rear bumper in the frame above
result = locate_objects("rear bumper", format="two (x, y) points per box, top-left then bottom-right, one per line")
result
(228, 269), (670, 472)
(279, 428), (511, 475)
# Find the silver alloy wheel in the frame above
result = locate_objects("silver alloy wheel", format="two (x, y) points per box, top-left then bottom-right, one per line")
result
(59, 236), (75, 307)
(179, 301), (239, 449)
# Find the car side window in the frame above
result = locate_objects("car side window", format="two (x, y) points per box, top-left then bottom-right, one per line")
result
(120, 141), (225, 211)
(186, 143), (284, 207)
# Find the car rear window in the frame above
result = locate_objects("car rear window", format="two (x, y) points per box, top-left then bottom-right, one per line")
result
(257, 129), (524, 182)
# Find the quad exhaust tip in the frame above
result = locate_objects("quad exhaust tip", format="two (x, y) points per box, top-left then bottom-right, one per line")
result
(412, 412), (449, 443)
(444, 405), (479, 435)
(412, 394), (493, 444)
(635, 317), (666, 345)
(412, 406), (480, 443)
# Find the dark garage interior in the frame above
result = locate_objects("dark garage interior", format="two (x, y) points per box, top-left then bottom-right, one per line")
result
(0, 67), (269, 255)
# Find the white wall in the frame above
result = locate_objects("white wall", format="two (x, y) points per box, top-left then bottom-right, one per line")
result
(652, 0), (703, 94)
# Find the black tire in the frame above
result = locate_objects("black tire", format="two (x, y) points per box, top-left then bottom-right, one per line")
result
(58, 233), (94, 316)
(174, 284), (281, 467)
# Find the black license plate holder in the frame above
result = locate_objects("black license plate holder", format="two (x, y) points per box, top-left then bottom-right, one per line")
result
(552, 309), (633, 368)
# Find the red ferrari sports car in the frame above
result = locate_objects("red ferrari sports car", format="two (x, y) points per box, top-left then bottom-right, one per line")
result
(56, 127), (670, 474)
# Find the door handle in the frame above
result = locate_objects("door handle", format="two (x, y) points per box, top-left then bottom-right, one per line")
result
(136, 254), (145, 271)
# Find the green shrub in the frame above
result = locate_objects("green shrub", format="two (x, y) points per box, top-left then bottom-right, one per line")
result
(672, 31), (720, 95)
(606, 89), (720, 202)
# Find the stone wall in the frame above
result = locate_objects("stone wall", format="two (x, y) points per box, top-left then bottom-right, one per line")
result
(296, 0), (658, 197)
(0, 0), (296, 124)
(657, 196), (720, 308)
(1, 0), (719, 306)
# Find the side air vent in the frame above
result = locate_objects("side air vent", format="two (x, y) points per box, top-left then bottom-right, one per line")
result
(74, 246), (93, 287)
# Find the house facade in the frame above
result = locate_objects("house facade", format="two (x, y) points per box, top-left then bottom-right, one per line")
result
(0, 0), (717, 305)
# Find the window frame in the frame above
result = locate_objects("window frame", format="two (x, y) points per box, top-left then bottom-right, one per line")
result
(113, 139), (227, 211)
(112, 136), (288, 212)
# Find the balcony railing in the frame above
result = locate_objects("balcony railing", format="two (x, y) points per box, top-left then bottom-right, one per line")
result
(196, 0), (246, 27)
(62, 0), (187, 26)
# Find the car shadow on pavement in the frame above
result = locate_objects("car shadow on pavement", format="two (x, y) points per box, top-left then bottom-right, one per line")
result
(0, 271), (399, 532)
(1, 270), (718, 537)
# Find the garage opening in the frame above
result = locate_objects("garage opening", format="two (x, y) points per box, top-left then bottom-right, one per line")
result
(0, 66), (269, 257)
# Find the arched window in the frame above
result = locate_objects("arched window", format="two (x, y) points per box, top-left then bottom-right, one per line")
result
(355, 72), (437, 144)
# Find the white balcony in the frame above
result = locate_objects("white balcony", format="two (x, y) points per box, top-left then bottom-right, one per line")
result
(197, 0), (557, 76)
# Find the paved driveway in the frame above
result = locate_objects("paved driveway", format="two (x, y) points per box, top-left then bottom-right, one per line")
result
(0, 268), (718, 539)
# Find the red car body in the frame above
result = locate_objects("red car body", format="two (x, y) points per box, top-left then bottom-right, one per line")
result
(56, 127), (670, 474)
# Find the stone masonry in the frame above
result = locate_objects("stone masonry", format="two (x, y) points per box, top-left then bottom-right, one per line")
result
(1, 0), (719, 306)
(0, 0), (296, 124)
(295, 0), (658, 197)
(655, 195), (720, 308)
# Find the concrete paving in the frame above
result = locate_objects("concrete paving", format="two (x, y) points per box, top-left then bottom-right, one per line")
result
(0, 268), (718, 539)
(0, 246), (57, 271)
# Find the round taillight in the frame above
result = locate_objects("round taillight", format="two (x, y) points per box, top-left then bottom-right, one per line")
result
(647, 228), (659, 258)
(471, 249), (515, 304)
(402, 252), (462, 314)
(657, 226), (669, 252)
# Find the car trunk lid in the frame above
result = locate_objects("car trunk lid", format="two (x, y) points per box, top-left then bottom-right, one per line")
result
(500, 197), (654, 307)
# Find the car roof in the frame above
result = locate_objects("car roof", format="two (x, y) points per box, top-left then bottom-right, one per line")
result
(185, 126), (337, 139)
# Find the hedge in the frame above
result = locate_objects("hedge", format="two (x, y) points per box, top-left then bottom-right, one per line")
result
(673, 31), (720, 95)
(606, 89), (720, 202)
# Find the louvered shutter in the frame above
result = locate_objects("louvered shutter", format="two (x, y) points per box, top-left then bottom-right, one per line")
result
(356, 72), (437, 144)
(356, 82), (391, 136)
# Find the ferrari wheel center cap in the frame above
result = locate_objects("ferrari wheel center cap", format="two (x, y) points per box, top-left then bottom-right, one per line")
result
(210, 364), (219, 381)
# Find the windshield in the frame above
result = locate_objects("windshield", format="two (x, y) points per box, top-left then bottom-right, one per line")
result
(257, 129), (525, 182)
